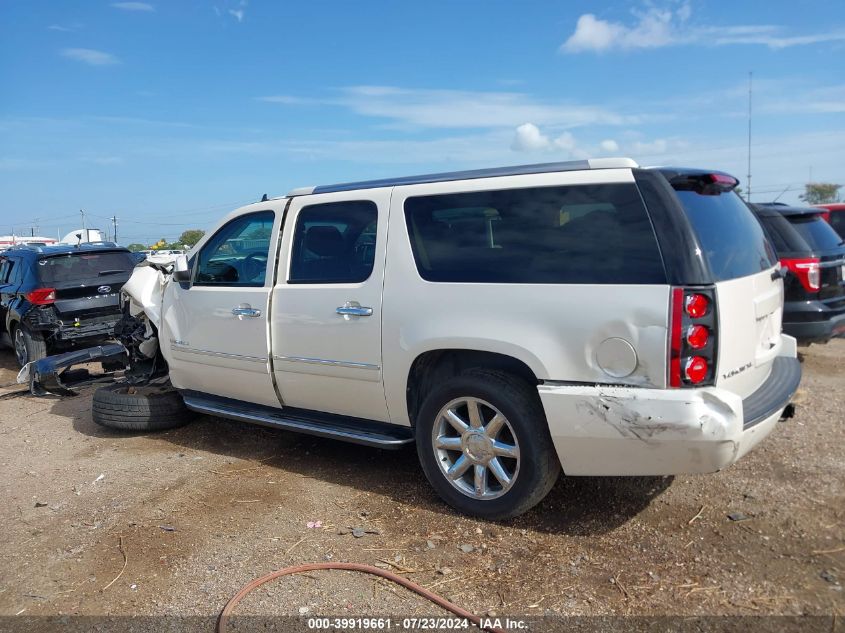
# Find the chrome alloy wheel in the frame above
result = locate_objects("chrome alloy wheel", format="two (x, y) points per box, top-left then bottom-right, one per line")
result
(14, 328), (27, 366)
(432, 397), (520, 500)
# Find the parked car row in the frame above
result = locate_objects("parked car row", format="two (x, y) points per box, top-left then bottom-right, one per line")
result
(17, 158), (804, 520)
(749, 203), (845, 345)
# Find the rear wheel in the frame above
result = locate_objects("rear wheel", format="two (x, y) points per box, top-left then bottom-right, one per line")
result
(415, 369), (560, 520)
(13, 323), (48, 367)
(92, 382), (193, 432)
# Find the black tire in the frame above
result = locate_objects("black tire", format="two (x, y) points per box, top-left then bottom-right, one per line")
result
(415, 369), (561, 520)
(92, 382), (193, 432)
(12, 322), (48, 367)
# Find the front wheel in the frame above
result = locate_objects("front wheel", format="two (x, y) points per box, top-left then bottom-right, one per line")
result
(415, 370), (560, 520)
(92, 382), (193, 432)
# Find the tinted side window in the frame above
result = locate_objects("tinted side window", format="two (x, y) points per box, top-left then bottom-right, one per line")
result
(0, 259), (9, 284)
(757, 213), (811, 254)
(289, 201), (378, 284)
(829, 213), (845, 239)
(674, 191), (776, 280)
(787, 215), (844, 252)
(195, 211), (275, 286)
(404, 183), (666, 284)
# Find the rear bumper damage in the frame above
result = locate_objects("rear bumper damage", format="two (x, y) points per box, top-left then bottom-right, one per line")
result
(19, 262), (172, 397)
(18, 344), (128, 396)
(539, 341), (801, 476)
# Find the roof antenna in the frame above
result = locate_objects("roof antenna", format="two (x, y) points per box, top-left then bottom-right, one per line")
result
(260, 193), (269, 202)
(772, 184), (791, 203)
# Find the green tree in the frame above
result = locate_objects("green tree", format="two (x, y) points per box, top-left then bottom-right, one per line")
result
(800, 183), (841, 205)
(178, 229), (205, 247)
(126, 243), (147, 252)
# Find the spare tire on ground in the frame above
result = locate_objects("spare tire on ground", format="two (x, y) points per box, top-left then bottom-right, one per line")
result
(92, 382), (193, 431)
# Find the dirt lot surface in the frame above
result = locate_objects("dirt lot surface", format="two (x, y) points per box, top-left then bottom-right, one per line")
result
(0, 342), (843, 630)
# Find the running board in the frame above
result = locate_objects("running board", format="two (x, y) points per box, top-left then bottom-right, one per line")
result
(180, 391), (414, 449)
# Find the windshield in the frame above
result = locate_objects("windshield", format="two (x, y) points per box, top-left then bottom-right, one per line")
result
(786, 215), (844, 252)
(673, 190), (777, 280)
(38, 251), (136, 284)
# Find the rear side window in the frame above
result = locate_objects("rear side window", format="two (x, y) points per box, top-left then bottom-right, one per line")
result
(829, 213), (845, 238)
(38, 252), (136, 284)
(757, 213), (811, 254)
(786, 215), (844, 251)
(674, 191), (776, 280)
(404, 183), (666, 284)
(289, 201), (378, 284)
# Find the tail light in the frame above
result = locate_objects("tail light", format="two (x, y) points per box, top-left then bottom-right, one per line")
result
(669, 288), (717, 388)
(26, 288), (56, 305)
(780, 257), (821, 292)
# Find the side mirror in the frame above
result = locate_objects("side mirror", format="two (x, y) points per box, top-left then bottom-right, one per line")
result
(172, 254), (192, 283)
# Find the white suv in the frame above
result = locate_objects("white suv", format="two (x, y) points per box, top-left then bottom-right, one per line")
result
(23, 158), (801, 519)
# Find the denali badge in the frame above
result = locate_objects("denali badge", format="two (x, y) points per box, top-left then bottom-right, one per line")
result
(722, 362), (752, 380)
(97, 285), (112, 294)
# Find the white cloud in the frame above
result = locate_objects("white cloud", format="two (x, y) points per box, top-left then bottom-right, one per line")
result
(111, 2), (155, 11)
(48, 24), (73, 32)
(715, 30), (845, 49)
(600, 139), (620, 153)
(561, 3), (845, 53)
(511, 123), (551, 151)
(259, 86), (637, 130)
(561, 6), (683, 53)
(60, 48), (120, 66)
(226, 0), (247, 22)
(510, 124), (587, 157)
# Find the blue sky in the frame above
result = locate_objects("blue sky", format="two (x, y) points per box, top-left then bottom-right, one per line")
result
(1, 0), (844, 244)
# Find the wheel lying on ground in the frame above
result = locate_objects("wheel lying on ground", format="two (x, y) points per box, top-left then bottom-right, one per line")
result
(415, 369), (561, 520)
(13, 323), (47, 368)
(92, 382), (193, 431)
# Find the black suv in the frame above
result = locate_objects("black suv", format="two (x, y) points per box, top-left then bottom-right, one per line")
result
(751, 203), (845, 344)
(0, 243), (138, 366)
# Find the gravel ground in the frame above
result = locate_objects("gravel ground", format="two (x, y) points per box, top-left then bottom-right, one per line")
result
(0, 341), (842, 630)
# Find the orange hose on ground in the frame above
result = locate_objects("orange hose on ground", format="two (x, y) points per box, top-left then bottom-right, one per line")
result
(217, 561), (507, 633)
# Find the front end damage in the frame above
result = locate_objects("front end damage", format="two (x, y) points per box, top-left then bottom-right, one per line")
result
(18, 263), (170, 396)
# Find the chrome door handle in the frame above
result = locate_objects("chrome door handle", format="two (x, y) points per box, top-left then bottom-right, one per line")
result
(336, 301), (373, 317)
(232, 306), (262, 318)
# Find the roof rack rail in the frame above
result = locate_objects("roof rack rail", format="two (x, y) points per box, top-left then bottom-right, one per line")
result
(286, 157), (639, 197)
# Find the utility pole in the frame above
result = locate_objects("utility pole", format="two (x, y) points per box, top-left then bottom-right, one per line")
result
(746, 71), (753, 202)
(80, 209), (86, 231)
(112, 215), (118, 244)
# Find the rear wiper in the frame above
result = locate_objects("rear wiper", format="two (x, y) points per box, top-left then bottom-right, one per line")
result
(98, 269), (128, 276)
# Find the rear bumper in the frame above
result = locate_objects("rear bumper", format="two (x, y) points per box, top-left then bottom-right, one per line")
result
(783, 301), (845, 344)
(28, 315), (120, 342)
(538, 343), (801, 476)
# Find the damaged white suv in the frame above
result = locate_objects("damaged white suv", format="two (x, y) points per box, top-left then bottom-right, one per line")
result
(21, 159), (801, 519)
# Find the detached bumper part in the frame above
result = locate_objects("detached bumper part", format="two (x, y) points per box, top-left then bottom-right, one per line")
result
(18, 344), (128, 396)
(539, 352), (801, 476)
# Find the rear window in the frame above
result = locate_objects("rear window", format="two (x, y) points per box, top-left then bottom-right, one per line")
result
(673, 191), (776, 280)
(38, 251), (136, 284)
(757, 213), (811, 254)
(405, 183), (667, 284)
(786, 215), (844, 252)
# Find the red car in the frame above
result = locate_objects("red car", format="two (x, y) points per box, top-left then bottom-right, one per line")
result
(814, 203), (845, 237)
